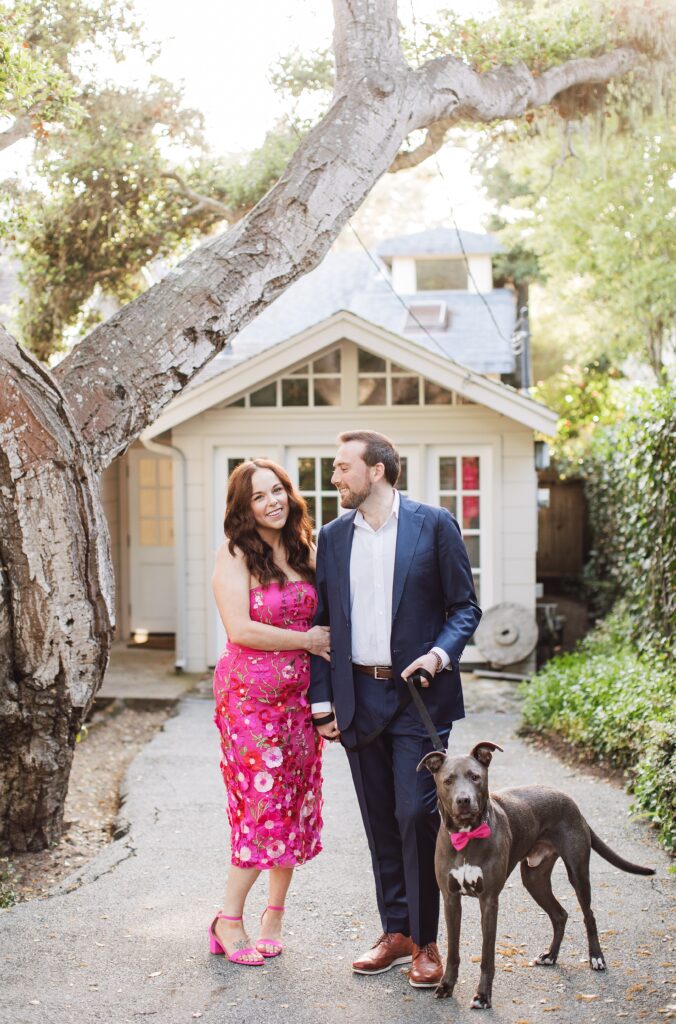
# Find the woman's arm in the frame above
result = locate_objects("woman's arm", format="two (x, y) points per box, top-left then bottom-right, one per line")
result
(211, 542), (330, 657)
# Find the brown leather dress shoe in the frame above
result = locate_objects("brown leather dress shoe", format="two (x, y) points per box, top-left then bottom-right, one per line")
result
(352, 932), (414, 975)
(408, 941), (443, 988)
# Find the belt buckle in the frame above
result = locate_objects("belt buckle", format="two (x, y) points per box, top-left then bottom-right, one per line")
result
(374, 665), (389, 680)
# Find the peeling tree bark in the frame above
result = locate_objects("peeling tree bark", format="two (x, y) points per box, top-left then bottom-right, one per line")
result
(0, 0), (645, 851)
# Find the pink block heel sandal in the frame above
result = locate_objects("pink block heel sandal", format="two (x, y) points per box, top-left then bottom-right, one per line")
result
(256, 904), (285, 958)
(208, 912), (264, 966)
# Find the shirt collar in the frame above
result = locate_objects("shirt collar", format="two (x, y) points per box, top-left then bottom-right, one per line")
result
(354, 489), (400, 531)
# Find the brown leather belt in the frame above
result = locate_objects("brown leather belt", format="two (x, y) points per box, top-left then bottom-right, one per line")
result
(353, 664), (394, 680)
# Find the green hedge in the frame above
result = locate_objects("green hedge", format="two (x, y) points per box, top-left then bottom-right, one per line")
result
(520, 612), (676, 851)
(583, 385), (675, 649)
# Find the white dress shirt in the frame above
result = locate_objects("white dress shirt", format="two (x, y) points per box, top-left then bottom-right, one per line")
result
(312, 490), (449, 715)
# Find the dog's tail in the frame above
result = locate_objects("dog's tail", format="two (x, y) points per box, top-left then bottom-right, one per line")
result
(590, 829), (655, 875)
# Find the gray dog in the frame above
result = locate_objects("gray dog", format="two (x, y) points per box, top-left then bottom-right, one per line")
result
(418, 741), (655, 1010)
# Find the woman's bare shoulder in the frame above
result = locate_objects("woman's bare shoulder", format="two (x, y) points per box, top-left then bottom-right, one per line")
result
(214, 539), (246, 571)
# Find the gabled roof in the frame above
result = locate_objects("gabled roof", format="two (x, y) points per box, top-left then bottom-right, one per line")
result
(377, 227), (503, 260)
(188, 248), (515, 393)
(144, 310), (557, 440)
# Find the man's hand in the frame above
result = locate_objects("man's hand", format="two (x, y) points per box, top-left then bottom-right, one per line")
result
(314, 717), (341, 742)
(401, 652), (441, 687)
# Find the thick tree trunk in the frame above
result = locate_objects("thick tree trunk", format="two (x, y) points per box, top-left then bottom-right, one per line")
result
(0, 0), (643, 851)
(0, 328), (113, 852)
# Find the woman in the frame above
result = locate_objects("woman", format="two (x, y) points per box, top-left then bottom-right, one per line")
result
(209, 459), (330, 966)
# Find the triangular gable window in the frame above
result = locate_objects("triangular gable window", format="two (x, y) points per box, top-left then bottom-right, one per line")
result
(225, 349), (342, 408)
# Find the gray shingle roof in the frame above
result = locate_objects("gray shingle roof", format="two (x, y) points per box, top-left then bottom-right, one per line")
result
(377, 227), (503, 259)
(189, 242), (515, 390)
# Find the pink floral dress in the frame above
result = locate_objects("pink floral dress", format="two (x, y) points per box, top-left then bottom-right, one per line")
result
(213, 580), (323, 869)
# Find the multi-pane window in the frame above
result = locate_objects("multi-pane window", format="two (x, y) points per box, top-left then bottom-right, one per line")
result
(138, 457), (173, 547)
(438, 455), (481, 601)
(416, 259), (468, 291)
(296, 455), (409, 532)
(233, 349), (342, 408)
(358, 348), (470, 407)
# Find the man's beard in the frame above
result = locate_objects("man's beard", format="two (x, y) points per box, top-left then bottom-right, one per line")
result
(338, 480), (372, 509)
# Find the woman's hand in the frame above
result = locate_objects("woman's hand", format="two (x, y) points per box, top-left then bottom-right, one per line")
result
(304, 625), (331, 660)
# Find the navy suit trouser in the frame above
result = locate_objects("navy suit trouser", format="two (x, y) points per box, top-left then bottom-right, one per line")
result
(344, 668), (451, 946)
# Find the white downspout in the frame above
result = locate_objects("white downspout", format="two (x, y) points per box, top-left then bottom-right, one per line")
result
(140, 435), (188, 672)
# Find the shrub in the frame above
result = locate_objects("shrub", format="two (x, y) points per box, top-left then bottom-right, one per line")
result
(584, 384), (675, 648)
(520, 610), (676, 850)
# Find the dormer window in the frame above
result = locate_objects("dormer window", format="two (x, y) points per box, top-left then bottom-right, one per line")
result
(404, 301), (449, 331)
(415, 258), (468, 291)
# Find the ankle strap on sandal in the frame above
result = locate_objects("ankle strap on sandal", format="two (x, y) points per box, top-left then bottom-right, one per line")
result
(217, 914), (243, 921)
(266, 905), (285, 912)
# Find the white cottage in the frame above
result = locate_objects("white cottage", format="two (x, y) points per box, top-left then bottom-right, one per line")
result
(101, 229), (557, 672)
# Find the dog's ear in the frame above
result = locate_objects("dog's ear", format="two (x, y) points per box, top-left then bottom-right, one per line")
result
(469, 741), (504, 767)
(417, 751), (446, 774)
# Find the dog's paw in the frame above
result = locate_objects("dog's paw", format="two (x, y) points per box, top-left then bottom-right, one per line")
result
(590, 955), (607, 971)
(470, 992), (492, 1010)
(434, 980), (454, 1000)
(534, 951), (557, 967)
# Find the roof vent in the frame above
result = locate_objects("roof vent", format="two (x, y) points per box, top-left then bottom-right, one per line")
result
(404, 301), (449, 332)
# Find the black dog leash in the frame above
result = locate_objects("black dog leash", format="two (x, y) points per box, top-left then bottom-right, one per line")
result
(342, 668), (445, 753)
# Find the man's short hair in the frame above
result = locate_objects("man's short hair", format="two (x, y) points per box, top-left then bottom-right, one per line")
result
(337, 430), (401, 486)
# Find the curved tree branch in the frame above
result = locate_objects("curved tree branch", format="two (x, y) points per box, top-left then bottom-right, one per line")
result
(162, 171), (232, 219)
(389, 117), (454, 172)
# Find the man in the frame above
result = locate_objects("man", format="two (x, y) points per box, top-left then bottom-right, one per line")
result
(310, 430), (481, 988)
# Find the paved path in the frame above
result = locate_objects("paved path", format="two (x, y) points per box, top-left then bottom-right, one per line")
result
(0, 687), (673, 1024)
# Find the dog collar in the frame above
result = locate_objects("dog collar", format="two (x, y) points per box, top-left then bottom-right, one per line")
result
(449, 810), (491, 851)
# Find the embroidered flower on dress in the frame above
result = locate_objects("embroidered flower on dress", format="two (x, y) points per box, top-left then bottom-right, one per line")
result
(266, 840), (286, 859)
(254, 771), (273, 793)
(262, 747), (283, 768)
(239, 846), (252, 862)
(300, 791), (316, 818)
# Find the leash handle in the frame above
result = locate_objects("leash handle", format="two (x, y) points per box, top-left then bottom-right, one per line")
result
(406, 669), (446, 752)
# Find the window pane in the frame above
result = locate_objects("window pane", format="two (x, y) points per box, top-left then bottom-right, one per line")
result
(139, 489), (158, 517)
(138, 459), (157, 487)
(463, 534), (480, 568)
(158, 487), (173, 517)
(321, 458), (334, 490)
(322, 495), (339, 526)
(439, 457), (457, 490)
(227, 396), (245, 407)
(282, 378), (309, 406)
(305, 495), (316, 527)
(289, 363), (309, 376)
(158, 520), (174, 547)
(228, 457), (246, 476)
(462, 456), (480, 490)
(392, 376), (419, 405)
(398, 457), (408, 491)
(359, 378), (386, 405)
(314, 378), (341, 406)
(416, 259), (468, 291)
(472, 574), (481, 604)
(390, 362), (407, 373)
(157, 460), (173, 488)
(424, 381), (453, 405)
(463, 496), (480, 530)
(250, 382), (277, 407)
(298, 457), (315, 491)
(358, 348), (386, 372)
(439, 494), (457, 516)
(313, 350), (341, 374)
(139, 519), (158, 546)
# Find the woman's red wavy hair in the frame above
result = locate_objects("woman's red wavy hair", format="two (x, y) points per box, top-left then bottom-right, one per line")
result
(223, 459), (315, 586)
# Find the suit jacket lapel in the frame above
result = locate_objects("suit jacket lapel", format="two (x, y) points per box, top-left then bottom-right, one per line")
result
(392, 497), (424, 622)
(334, 510), (357, 622)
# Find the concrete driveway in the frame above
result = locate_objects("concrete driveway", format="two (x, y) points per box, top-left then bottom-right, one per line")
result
(0, 682), (673, 1024)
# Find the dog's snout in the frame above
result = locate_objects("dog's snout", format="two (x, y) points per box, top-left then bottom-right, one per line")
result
(456, 795), (471, 808)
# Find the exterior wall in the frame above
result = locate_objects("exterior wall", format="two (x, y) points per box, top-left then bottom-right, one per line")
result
(171, 341), (537, 670)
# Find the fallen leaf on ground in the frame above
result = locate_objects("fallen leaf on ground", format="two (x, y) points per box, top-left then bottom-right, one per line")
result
(576, 993), (600, 1002)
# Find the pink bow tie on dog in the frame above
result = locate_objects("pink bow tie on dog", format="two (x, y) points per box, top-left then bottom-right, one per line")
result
(450, 822), (492, 851)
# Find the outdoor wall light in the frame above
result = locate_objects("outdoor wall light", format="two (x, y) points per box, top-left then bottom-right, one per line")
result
(534, 440), (550, 471)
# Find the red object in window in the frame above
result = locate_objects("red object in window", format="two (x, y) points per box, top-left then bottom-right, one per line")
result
(462, 457), (480, 490)
(463, 496), (480, 530)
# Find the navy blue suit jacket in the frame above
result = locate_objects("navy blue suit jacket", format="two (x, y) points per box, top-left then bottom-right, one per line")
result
(309, 494), (482, 736)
